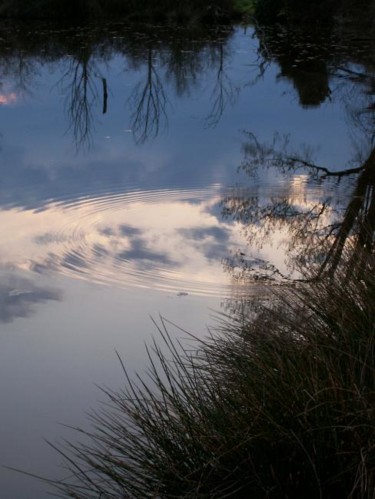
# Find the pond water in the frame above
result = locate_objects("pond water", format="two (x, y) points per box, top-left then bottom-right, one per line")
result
(0, 20), (374, 498)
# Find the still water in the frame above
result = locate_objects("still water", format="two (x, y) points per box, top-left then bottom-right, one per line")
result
(0, 21), (374, 497)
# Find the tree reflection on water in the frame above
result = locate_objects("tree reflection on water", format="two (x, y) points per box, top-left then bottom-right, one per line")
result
(219, 21), (375, 288)
(0, 21), (374, 288)
(0, 23), (236, 148)
(222, 131), (375, 284)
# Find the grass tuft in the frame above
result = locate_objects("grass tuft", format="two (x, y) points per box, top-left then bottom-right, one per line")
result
(48, 248), (375, 498)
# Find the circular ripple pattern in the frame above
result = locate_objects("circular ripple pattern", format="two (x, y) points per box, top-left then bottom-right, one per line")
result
(31, 186), (243, 297)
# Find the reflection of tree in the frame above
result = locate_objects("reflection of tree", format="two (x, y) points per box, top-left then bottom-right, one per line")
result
(126, 29), (236, 142)
(254, 26), (333, 108)
(204, 43), (239, 128)
(59, 49), (108, 150)
(221, 22), (375, 285)
(0, 53), (38, 98)
(222, 131), (375, 283)
(161, 40), (204, 97)
(0, 24), (236, 148)
(0, 24), (117, 151)
(253, 23), (375, 112)
(129, 47), (167, 145)
(318, 148), (375, 280)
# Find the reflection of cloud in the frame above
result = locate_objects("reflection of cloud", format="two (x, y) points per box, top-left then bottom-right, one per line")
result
(99, 225), (142, 238)
(179, 226), (230, 243)
(34, 232), (69, 245)
(62, 252), (89, 273)
(30, 254), (60, 274)
(99, 227), (115, 237)
(118, 225), (142, 237)
(202, 243), (228, 261)
(0, 107), (239, 211)
(92, 244), (109, 258)
(0, 189), (246, 295)
(179, 226), (231, 262)
(117, 236), (176, 269)
(0, 274), (62, 323)
(0, 92), (17, 105)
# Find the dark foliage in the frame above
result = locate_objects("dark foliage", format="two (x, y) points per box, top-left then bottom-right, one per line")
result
(254, 0), (375, 25)
(0, 0), (237, 22)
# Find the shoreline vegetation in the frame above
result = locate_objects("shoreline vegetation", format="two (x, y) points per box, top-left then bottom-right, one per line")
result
(0, 0), (374, 25)
(49, 247), (375, 498)
(0, 0), (253, 23)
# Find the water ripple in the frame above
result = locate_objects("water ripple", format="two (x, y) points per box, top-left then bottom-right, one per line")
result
(5, 185), (249, 298)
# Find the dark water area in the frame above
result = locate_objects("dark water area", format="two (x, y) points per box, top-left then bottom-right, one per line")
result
(0, 20), (374, 497)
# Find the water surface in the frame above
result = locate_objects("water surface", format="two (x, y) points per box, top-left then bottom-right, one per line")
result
(0, 20), (374, 497)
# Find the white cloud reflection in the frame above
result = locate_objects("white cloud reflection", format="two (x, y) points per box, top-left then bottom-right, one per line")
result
(0, 172), (339, 297)
(0, 186), (248, 297)
(0, 171), (337, 297)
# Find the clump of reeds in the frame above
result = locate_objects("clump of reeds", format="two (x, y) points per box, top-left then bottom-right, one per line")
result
(49, 252), (375, 498)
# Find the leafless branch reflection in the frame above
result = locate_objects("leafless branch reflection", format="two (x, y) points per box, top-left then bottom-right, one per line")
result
(58, 48), (110, 150)
(204, 43), (239, 128)
(128, 48), (167, 145)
